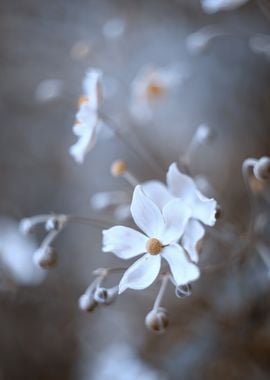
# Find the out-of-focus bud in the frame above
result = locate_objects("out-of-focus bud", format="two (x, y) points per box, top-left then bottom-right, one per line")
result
(45, 215), (67, 232)
(145, 307), (169, 333)
(33, 246), (57, 269)
(254, 157), (270, 181)
(111, 160), (127, 177)
(175, 283), (192, 298)
(94, 286), (118, 305)
(19, 218), (34, 235)
(215, 205), (222, 220)
(78, 293), (98, 312)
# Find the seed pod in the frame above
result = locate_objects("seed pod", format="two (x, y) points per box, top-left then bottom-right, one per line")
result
(145, 307), (169, 333)
(254, 157), (270, 181)
(33, 246), (57, 269)
(78, 293), (98, 312)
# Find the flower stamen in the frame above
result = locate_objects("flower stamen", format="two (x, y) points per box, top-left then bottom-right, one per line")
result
(146, 238), (163, 255)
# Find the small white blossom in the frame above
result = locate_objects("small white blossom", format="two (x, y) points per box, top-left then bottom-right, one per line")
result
(103, 186), (199, 293)
(69, 68), (103, 163)
(130, 65), (186, 122)
(201, 0), (249, 13)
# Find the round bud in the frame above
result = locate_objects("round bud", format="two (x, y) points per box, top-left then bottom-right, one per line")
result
(145, 307), (169, 333)
(111, 160), (127, 177)
(33, 246), (57, 269)
(78, 293), (97, 312)
(175, 283), (192, 298)
(215, 205), (222, 220)
(19, 218), (34, 235)
(254, 157), (270, 181)
(94, 286), (117, 305)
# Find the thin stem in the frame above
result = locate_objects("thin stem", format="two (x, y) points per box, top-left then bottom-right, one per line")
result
(153, 273), (169, 310)
(100, 111), (164, 177)
(242, 158), (258, 239)
(40, 229), (60, 248)
(67, 215), (112, 229)
(123, 171), (140, 187)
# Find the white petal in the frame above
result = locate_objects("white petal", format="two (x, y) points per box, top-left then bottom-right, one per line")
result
(69, 127), (97, 163)
(118, 254), (161, 293)
(162, 244), (200, 286)
(161, 199), (191, 244)
(182, 220), (205, 263)
(102, 226), (148, 259)
(130, 186), (164, 238)
(167, 163), (217, 226)
(142, 180), (173, 209)
(82, 68), (103, 109)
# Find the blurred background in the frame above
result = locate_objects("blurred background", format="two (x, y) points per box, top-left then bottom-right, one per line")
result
(1, 0), (270, 379)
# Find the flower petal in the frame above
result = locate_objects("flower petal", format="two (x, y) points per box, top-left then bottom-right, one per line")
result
(161, 199), (191, 244)
(69, 126), (97, 164)
(167, 163), (217, 226)
(102, 226), (148, 259)
(118, 254), (161, 293)
(131, 186), (164, 238)
(162, 244), (200, 286)
(142, 180), (173, 209)
(182, 220), (205, 263)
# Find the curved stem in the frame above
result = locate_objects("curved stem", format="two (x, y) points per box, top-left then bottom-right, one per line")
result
(242, 158), (258, 240)
(153, 273), (169, 310)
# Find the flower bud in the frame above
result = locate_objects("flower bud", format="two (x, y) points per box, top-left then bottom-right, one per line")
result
(78, 293), (97, 312)
(145, 307), (169, 333)
(254, 157), (270, 181)
(33, 246), (57, 269)
(111, 160), (127, 177)
(94, 286), (118, 305)
(19, 218), (34, 235)
(175, 283), (192, 298)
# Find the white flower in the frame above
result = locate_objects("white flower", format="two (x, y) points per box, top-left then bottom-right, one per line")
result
(103, 186), (200, 293)
(201, 0), (249, 13)
(69, 68), (103, 163)
(0, 218), (46, 286)
(143, 163), (217, 227)
(130, 65), (186, 122)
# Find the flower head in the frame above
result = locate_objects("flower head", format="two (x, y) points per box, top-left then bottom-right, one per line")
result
(103, 186), (200, 293)
(69, 68), (103, 163)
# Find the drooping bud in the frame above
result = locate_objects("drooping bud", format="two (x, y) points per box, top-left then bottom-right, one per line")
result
(78, 293), (98, 312)
(111, 160), (127, 177)
(145, 307), (169, 333)
(254, 157), (270, 181)
(175, 283), (192, 298)
(33, 246), (57, 269)
(94, 286), (118, 305)
(19, 218), (35, 235)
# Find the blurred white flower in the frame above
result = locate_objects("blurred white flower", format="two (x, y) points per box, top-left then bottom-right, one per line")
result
(0, 218), (46, 286)
(186, 26), (227, 54)
(69, 68), (103, 163)
(130, 65), (187, 122)
(102, 18), (126, 40)
(201, 0), (249, 13)
(249, 34), (270, 59)
(103, 185), (200, 293)
(91, 190), (131, 221)
(35, 79), (63, 103)
(90, 343), (167, 380)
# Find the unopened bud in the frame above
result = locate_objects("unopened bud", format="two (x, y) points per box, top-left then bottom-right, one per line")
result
(33, 246), (57, 269)
(254, 157), (270, 181)
(215, 205), (222, 220)
(78, 293), (97, 312)
(111, 160), (127, 177)
(19, 218), (34, 235)
(175, 283), (192, 298)
(145, 307), (169, 333)
(94, 286), (118, 305)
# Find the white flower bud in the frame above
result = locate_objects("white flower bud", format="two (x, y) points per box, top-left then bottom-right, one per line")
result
(254, 157), (270, 181)
(145, 307), (169, 333)
(94, 286), (118, 305)
(33, 246), (57, 269)
(175, 283), (192, 298)
(78, 293), (97, 312)
(19, 218), (34, 235)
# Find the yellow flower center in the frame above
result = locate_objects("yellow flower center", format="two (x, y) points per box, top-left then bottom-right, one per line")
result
(146, 82), (164, 100)
(146, 238), (163, 255)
